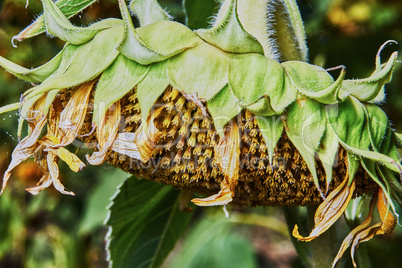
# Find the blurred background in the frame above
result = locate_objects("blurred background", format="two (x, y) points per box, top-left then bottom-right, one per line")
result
(0, 0), (401, 267)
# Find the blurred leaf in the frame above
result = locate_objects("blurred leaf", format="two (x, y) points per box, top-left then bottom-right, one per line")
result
(25, 225), (84, 268)
(0, 190), (24, 259)
(183, 0), (218, 30)
(167, 216), (257, 268)
(79, 169), (127, 234)
(106, 176), (194, 268)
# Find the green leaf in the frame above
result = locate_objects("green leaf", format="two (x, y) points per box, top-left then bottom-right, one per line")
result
(286, 97), (326, 152)
(168, 43), (228, 100)
(12, 0), (99, 43)
(379, 167), (402, 208)
(326, 96), (370, 151)
(282, 61), (347, 104)
(207, 85), (242, 137)
(137, 61), (170, 121)
(316, 124), (339, 188)
(136, 21), (202, 56)
(256, 115), (284, 164)
(285, 97), (326, 193)
(237, 0), (307, 60)
(364, 104), (389, 151)
(196, 0), (264, 54)
(326, 96), (401, 173)
(236, 0), (276, 58)
(183, 0), (218, 30)
(361, 160), (396, 214)
(229, 53), (294, 115)
(342, 51), (398, 102)
(79, 169), (127, 234)
(42, 0), (123, 44)
(118, 0), (167, 65)
(23, 27), (124, 100)
(0, 49), (63, 83)
(281, 0), (308, 60)
(106, 177), (194, 268)
(347, 152), (360, 185)
(130, 0), (171, 27)
(167, 217), (257, 268)
(93, 54), (150, 125)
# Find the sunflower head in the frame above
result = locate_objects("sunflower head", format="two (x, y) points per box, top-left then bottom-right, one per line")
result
(0, 0), (401, 266)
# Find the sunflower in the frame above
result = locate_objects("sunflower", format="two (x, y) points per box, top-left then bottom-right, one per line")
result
(0, 0), (401, 266)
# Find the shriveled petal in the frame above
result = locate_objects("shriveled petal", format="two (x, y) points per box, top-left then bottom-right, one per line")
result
(332, 196), (376, 268)
(192, 121), (240, 206)
(53, 80), (95, 147)
(293, 177), (356, 241)
(26, 172), (53, 195)
(46, 151), (75, 195)
(333, 189), (397, 268)
(1, 115), (47, 194)
(110, 106), (163, 162)
(376, 188), (397, 234)
(111, 133), (142, 160)
(86, 101), (121, 165)
(192, 180), (233, 206)
(51, 147), (85, 172)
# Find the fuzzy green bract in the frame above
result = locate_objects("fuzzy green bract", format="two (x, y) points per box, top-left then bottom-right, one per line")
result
(0, 0), (401, 266)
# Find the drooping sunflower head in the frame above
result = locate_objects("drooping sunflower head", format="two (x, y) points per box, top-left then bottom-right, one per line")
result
(0, 0), (401, 266)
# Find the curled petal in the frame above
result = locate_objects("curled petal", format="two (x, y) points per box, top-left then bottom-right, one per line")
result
(86, 101), (121, 165)
(332, 196), (376, 268)
(52, 80), (94, 147)
(46, 152), (75, 195)
(26, 173), (53, 195)
(51, 147), (85, 172)
(192, 180), (233, 206)
(111, 106), (163, 162)
(192, 121), (240, 206)
(1, 115), (47, 194)
(376, 188), (397, 234)
(293, 177), (356, 241)
(111, 133), (142, 161)
(332, 188), (397, 268)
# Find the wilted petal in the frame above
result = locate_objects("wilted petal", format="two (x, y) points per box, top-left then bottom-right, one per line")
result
(192, 180), (233, 206)
(111, 132), (142, 160)
(349, 189), (396, 267)
(376, 188), (397, 234)
(111, 107), (163, 162)
(332, 196), (376, 268)
(192, 121), (240, 206)
(1, 114), (47, 194)
(26, 172), (53, 195)
(46, 151), (75, 195)
(86, 101), (121, 165)
(51, 147), (85, 172)
(332, 188), (397, 268)
(293, 178), (356, 241)
(52, 80), (95, 147)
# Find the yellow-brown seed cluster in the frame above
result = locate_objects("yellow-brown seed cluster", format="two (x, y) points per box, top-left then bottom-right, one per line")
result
(77, 86), (377, 207)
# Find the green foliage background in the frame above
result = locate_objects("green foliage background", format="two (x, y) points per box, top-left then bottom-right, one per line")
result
(0, 0), (401, 267)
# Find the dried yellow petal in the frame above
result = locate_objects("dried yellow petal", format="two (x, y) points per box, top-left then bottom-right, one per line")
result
(192, 121), (240, 206)
(332, 196), (376, 268)
(293, 177), (356, 241)
(86, 101), (121, 165)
